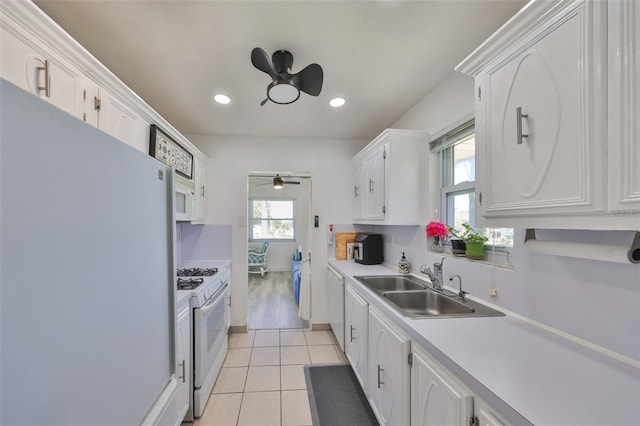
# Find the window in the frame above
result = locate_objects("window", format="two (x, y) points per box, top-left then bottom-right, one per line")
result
(250, 199), (296, 241)
(431, 119), (513, 249)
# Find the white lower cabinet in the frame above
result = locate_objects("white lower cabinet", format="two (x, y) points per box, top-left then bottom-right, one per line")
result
(411, 345), (472, 426)
(368, 307), (410, 426)
(175, 300), (192, 422)
(345, 284), (368, 389)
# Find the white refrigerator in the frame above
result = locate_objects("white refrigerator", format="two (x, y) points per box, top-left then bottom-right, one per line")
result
(0, 79), (178, 425)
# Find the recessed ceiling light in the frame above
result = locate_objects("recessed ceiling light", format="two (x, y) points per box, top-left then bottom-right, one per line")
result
(214, 94), (231, 105)
(329, 97), (345, 108)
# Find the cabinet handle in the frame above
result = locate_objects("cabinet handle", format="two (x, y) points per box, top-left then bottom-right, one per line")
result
(369, 179), (374, 193)
(516, 106), (529, 145)
(94, 96), (101, 111)
(377, 364), (384, 388)
(178, 360), (186, 383)
(37, 59), (50, 98)
(354, 185), (359, 198)
(201, 185), (205, 197)
(350, 325), (355, 342)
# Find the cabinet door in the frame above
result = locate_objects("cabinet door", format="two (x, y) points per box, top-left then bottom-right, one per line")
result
(364, 145), (386, 220)
(411, 346), (471, 426)
(1, 27), (80, 118)
(193, 157), (207, 222)
(368, 307), (410, 426)
(175, 305), (191, 422)
(76, 77), (100, 128)
(98, 86), (145, 152)
(345, 285), (368, 390)
(352, 161), (365, 220)
(608, 0), (640, 212)
(480, 1), (605, 217)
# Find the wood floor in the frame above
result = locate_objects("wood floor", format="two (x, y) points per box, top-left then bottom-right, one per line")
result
(248, 271), (309, 330)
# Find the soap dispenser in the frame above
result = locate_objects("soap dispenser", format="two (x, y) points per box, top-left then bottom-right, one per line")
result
(398, 252), (410, 274)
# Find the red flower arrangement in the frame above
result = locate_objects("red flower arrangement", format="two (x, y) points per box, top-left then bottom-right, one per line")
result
(426, 221), (448, 239)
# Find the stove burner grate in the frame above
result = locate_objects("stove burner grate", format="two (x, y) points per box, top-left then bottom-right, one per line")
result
(177, 267), (218, 277)
(177, 277), (204, 290)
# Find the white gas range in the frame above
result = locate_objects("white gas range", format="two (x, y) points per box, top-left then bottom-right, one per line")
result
(176, 262), (230, 419)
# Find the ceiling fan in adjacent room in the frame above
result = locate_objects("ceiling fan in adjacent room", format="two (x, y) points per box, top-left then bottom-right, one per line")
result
(253, 174), (301, 189)
(251, 47), (323, 106)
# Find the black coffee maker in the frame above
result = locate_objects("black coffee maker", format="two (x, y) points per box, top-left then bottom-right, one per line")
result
(353, 233), (383, 265)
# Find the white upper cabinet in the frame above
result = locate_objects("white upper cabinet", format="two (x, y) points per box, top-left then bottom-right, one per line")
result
(364, 144), (386, 220)
(457, 0), (640, 230)
(351, 129), (428, 225)
(192, 156), (207, 223)
(608, 0), (640, 213)
(352, 161), (366, 220)
(1, 26), (81, 119)
(0, 1), (208, 179)
(97, 86), (146, 153)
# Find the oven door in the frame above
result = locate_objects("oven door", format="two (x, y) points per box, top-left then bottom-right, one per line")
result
(193, 282), (229, 388)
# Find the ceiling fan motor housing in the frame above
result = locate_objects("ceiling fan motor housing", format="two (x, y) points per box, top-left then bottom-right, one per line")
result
(272, 50), (293, 74)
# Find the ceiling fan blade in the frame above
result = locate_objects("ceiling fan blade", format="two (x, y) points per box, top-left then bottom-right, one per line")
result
(260, 98), (268, 106)
(293, 63), (323, 96)
(251, 47), (279, 80)
(284, 181), (301, 185)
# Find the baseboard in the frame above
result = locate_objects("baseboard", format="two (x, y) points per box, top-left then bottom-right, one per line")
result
(311, 323), (331, 331)
(229, 325), (248, 334)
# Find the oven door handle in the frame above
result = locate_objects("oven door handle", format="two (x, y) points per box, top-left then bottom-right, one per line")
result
(199, 282), (229, 313)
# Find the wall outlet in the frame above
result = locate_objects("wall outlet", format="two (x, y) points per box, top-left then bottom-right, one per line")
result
(489, 288), (498, 297)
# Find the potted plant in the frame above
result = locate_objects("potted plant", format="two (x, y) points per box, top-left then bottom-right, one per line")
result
(447, 223), (489, 259)
(446, 225), (466, 255)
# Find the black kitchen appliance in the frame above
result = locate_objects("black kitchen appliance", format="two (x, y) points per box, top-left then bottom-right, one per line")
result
(354, 233), (384, 265)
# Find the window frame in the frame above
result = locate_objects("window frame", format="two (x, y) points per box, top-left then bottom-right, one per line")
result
(249, 198), (297, 242)
(434, 119), (513, 253)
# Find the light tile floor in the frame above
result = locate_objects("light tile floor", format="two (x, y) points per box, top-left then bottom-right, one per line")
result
(193, 329), (348, 426)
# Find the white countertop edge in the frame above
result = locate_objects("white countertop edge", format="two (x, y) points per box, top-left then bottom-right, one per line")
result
(328, 259), (640, 426)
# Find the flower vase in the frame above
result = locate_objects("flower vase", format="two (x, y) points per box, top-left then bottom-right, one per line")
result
(431, 237), (445, 253)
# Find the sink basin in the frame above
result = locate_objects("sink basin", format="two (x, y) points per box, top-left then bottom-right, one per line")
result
(354, 275), (428, 293)
(353, 274), (505, 319)
(383, 291), (475, 317)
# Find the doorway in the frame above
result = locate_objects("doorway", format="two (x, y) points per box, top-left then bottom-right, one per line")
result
(247, 173), (312, 330)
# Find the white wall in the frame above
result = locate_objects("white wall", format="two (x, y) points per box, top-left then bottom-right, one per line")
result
(187, 134), (368, 327)
(362, 71), (640, 361)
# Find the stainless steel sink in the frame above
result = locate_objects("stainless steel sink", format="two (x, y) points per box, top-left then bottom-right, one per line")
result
(383, 291), (475, 316)
(354, 275), (428, 293)
(354, 275), (504, 319)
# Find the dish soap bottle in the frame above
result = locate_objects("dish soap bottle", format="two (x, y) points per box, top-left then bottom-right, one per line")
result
(398, 252), (410, 274)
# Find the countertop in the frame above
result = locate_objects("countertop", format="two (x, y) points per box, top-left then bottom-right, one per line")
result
(329, 259), (640, 426)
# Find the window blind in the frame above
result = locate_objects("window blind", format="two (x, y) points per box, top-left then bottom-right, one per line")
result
(429, 119), (475, 152)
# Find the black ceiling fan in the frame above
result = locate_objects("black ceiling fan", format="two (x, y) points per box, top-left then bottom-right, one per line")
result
(253, 174), (301, 189)
(251, 47), (323, 106)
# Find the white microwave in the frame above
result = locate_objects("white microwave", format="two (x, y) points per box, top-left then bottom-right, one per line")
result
(175, 174), (195, 221)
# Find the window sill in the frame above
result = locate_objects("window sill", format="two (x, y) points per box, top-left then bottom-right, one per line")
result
(433, 246), (514, 270)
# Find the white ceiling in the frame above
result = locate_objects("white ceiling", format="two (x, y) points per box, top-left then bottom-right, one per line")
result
(34, 0), (526, 140)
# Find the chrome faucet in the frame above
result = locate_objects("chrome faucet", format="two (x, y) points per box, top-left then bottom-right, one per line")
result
(419, 257), (446, 291)
(450, 274), (467, 301)
(432, 257), (445, 290)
